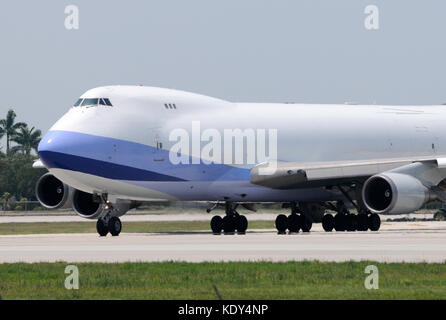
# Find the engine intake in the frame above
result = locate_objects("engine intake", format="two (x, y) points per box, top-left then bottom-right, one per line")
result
(35, 173), (73, 209)
(362, 172), (429, 214)
(72, 189), (104, 219)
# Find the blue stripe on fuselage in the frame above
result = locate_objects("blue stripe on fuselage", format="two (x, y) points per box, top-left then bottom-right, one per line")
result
(38, 130), (251, 182)
(39, 151), (186, 181)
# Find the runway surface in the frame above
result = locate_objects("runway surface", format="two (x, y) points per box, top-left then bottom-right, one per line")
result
(1, 221), (445, 263)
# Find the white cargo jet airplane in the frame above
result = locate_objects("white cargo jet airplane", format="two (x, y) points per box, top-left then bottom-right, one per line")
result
(35, 85), (446, 236)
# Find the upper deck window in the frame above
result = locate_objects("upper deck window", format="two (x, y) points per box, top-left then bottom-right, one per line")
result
(81, 98), (99, 106)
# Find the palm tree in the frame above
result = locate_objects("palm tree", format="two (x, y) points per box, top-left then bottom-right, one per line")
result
(10, 126), (42, 155)
(0, 109), (27, 155)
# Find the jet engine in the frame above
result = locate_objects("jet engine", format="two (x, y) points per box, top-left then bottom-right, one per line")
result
(72, 189), (104, 219)
(72, 189), (140, 219)
(35, 173), (73, 209)
(362, 172), (430, 214)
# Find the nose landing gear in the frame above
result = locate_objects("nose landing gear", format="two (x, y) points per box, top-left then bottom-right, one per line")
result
(95, 201), (122, 237)
(108, 216), (122, 236)
(96, 214), (122, 236)
(96, 218), (109, 237)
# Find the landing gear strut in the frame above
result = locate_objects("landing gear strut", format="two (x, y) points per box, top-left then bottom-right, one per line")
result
(275, 202), (313, 234)
(209, 202), (248, 235)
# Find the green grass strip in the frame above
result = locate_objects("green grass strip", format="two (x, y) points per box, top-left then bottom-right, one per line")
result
(0, 261), (445, 299)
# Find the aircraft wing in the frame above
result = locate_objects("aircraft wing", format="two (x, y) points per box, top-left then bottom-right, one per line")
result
(250, 157), (446, 189)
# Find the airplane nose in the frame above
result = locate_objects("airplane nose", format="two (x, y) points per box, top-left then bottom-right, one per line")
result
(38, 130), (107, 171)
(38, 130), (78, 169)
(38, 133), (53, 154)
(38, 131), (61, 168)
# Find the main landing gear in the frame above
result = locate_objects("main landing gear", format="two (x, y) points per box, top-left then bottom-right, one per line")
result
(96, 202), (122, 237)
(210, 202), (248, 235)
(275, 202), (313, 234)
(321, 202), (381, 232)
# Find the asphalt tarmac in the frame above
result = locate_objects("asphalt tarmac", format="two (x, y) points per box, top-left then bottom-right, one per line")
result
(0, 221), (445, 263)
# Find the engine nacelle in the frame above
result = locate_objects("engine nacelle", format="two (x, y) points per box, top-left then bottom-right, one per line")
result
(72, 190), (139, 219)
(35, 173), (73, 209)
(362, 172), (429, 214)
(110, 200), (140, 217)
(72, 189), (104, 219)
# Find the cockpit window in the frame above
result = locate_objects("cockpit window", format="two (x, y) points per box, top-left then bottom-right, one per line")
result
(74, 97), (112, 107)
(81, 98), (99, 106)
(103, 98), (113, 106)
(73, 98), (83, 107)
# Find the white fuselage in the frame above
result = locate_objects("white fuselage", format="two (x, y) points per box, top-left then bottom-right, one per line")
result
(38, 86), (446, 202)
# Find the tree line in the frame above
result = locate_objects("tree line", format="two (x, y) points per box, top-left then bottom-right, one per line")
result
(0, 109), (47, 204)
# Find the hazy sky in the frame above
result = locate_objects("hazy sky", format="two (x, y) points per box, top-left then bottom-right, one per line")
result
(1, 0), (445, 133)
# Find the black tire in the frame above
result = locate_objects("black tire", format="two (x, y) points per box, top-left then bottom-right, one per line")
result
(275, 214), (288, 234)
(368, 213), (381, 231)
(287, 214), (300, 233)
(108, 217), (122, 236)
(346, 215), (358, 232)
(235, 215), (248, 234)
(322, 214), (334, 232)
(357, 214), (369, 231)
(210, 215), (223, 234)
(334, 214), (346, 231)
(301, 215), (312, 232)
(222, 215), (236, 234)
(96, 219), (108, 237)
(434, 210), (446, 221)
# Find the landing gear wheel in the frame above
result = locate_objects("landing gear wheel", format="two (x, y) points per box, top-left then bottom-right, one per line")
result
(96, 219), (108, 237)
(434, 210), (446, 221)
(368, 213), (381, 231)
(334, 214), (346, 231)
(357, 214), (369, 231)
(108, 216), (122, 236)
(222, 215), (236, 234)
(322, 214), (334, 232)
(235, 215), (248, 234)
(275, 214), (288, 234)
(210, 215), (223, 234)
(346, 214), (358, 232)
(287, 214), (300, 233)
(301, 215), (312, 232)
